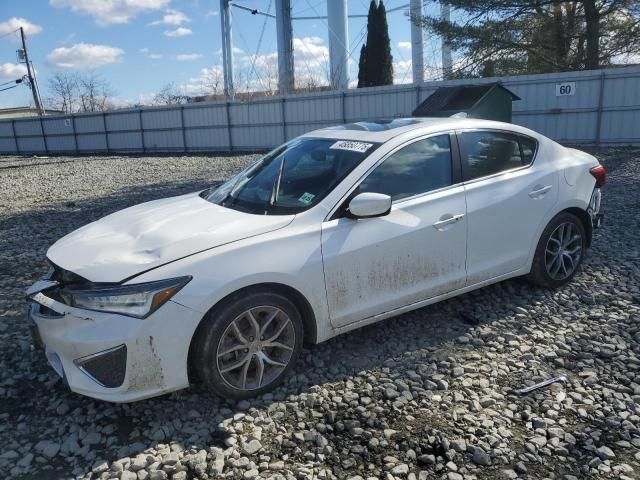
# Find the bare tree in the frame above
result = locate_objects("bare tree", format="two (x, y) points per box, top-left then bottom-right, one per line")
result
(201, 67), (224, 96)
(46, 72), (116, 112)
(152, 82), (190, 105)
(46, 73), (79, 113)
(78, 73), (116, 112)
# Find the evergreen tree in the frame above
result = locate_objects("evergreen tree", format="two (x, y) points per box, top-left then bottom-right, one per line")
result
(357, 0), (394, 87)
(376, 1), (394, 85)
(357, 44), (367, 88)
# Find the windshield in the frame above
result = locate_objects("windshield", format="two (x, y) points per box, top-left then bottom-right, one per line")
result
(202, 138), (379, 215)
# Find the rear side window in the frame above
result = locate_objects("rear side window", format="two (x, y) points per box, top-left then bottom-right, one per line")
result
(460, 131), (538, 181)
(520, 136), (537, 164)
(358, 134), (453, 201)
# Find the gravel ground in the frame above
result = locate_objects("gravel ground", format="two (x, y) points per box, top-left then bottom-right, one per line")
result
(0, 149), (639, 480)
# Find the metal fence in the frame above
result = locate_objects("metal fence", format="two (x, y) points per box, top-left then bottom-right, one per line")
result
(1, 65), (639, 155)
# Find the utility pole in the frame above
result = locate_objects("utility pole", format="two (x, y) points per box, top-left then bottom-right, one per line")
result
(440, 2), (453, 79)
(275, 0), (294, 95)
(410, 0), (424, 84)
(19, 27), (43, 115)
(327, 0), (349, 90)
(220, 0), (235, 100)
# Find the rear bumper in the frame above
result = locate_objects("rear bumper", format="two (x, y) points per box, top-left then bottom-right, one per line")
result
(27, 289), (200, 402)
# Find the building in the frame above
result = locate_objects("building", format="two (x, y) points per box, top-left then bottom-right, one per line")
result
(0, 107), (63, 119)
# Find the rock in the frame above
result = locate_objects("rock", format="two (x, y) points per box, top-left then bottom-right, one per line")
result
(595, 446), (615, 460)
(391, 464), (409, 476)
(418, 455), (436, 465)
(472, 449), (491, 466)
(242, 440), (262, 456)
(163, 453), (180, 466)
(244, 469), (259, 479)
(35, 440), (60, 458)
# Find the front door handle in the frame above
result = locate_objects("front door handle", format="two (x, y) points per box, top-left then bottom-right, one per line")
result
(529, 184), (552, 198)
(433, 213), (465, 230)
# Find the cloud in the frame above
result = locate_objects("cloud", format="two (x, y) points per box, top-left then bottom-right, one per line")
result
(49, 0), (169, 26)
(0, 17), (43, 37)
(47, 43), (124, 69)
(205, 10), (219, 18)
(140, 47), (163, 59)
(393, 59), (412, 84)
(151, 8), (189, 26)
(164, 27), (192, 37)
(397, 41), (411, 50)
(0, 63), (28, 82)
(293, 36), (329, 69)
(176, 53), (202, 61)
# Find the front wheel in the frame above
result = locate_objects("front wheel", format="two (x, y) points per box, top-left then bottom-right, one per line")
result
(193, 291), (304, 400)
(527, 212), (586, 288)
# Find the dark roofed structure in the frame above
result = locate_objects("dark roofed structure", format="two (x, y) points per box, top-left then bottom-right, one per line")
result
(412, 82), (520, 123)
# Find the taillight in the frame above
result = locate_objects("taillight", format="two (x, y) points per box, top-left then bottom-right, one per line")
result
(590, 165), (607, 188)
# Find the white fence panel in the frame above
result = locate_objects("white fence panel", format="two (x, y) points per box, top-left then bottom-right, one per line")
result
(106, 112), (140, 131)
(185, 127), (229, 150)
(184, 105), (227, 127)
(77, 134), (107, 151)
(109, 132), (143, 151)
(75, 115), (104, 133)
(0, 137), (16, 152)
(46, 135), (75, 152)
(144, 130), (184, 150)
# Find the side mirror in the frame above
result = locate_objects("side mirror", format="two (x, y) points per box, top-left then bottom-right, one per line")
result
(347, 192), (392, 219)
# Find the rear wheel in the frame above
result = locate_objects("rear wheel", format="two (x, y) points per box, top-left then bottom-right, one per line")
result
(528, 212), (586, 288)
(193, 291), (303, 400)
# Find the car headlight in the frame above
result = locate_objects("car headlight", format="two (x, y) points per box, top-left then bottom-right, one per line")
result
(60, 276), (192, 318)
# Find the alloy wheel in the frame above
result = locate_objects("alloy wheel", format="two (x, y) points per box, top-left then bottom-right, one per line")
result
(545, 222), (582, 281)
(216, 306), (295, 391)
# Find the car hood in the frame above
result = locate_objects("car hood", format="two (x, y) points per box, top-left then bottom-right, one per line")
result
(47, 192), (294, 283)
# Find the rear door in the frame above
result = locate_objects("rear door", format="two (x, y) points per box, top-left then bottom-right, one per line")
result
(459, 130), (558, 284)
(321, 133), (468, 328)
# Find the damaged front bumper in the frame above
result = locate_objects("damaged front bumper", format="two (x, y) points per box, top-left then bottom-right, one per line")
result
(26, 279), (200, 402)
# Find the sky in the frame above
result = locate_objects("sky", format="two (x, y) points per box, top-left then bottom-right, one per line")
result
(0, 0), (449, 109)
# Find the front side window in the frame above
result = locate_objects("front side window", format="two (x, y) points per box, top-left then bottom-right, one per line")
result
(357, 134), (453, 201)
(203, 138), (379, 215)
(461, 131), (536, 181)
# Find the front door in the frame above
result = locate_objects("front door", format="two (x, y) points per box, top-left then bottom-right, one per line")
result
(321, 134), (468, 328)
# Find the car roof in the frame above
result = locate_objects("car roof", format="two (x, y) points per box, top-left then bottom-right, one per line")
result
(302, 117), (540, 143)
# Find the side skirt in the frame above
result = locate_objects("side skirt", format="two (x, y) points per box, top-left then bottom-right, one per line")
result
(331, 267), (528, 337)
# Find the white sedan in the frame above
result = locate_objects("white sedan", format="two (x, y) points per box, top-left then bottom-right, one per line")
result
(27, 117), (606, 402)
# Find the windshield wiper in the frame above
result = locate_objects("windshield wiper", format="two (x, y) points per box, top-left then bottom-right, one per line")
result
(267, 154), (286, 212)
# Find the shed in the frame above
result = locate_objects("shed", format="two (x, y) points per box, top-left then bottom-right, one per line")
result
(412, 82), (520, 123)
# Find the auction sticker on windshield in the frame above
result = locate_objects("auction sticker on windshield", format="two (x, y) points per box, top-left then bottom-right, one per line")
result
(298, 192), (316, 205)
(330, 140), (373, 153)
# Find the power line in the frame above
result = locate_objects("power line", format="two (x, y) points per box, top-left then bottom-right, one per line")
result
(0, 84), (20, 93)
(0, 77), (24, 87)
(0, 28), (19, 40)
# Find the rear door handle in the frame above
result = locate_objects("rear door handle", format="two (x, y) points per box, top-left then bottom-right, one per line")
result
(433, 213), (465, 230)
(529, 185), (552, 198)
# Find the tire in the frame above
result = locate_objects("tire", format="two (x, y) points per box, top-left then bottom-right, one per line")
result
(527, 212), (586, 288)
(192, 291), (304, 400)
